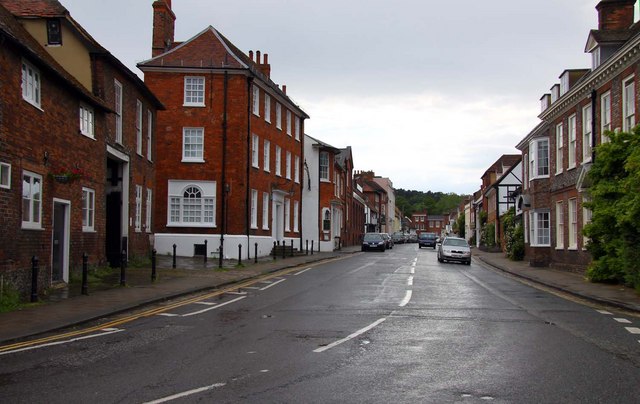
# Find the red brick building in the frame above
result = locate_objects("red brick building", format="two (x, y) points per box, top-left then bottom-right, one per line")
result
(337, 147), (364, 246)
(139, 0), (308, 259)
(0, 0), (162, 297)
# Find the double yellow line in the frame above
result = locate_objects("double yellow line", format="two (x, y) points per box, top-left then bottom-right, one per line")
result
(0, 258), (338, 354)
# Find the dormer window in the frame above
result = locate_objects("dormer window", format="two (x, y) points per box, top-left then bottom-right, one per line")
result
(560, 72), (570, 96)
(540, 94), (551, 112)
(591, 47), (601, 70)
(47, 19), (62, 46)
(550, 84), (560, 103)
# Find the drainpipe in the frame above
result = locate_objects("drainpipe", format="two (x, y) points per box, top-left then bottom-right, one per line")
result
(219, 70), (228, 269)
(591, 89), (597, 163)
(246, 77), (253, 260)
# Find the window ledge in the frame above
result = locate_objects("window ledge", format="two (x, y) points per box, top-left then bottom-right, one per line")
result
(183, 103), (206, 108)
(568, 246), (578, 251)
(167, 223), (217, 228)
(555, 247), (564, 250)
(82, 229), (97, 233)
(181, 159), (206, 164)
(21, 224), (44, 231)
(567, 165), (576, 171)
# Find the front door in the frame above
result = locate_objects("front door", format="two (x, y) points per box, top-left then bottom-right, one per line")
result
(52, 201), (69, 282)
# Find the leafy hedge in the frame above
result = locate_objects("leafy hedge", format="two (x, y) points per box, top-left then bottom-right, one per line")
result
(503, 207), (524, 261)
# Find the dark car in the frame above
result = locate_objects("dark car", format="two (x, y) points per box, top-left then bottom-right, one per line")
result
(381, 233), (393, 249)
(362, 233), (386, 252)
(418, 232), (437, 249)
(391, 232), (406, 244)
(437, 236), (471, 265)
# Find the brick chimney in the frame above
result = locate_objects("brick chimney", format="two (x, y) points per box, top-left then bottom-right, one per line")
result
(152, 0), (176, 57)
(596, 0), (635, 31)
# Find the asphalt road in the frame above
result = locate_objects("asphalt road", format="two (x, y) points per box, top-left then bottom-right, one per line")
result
(1, 244), (639, 403)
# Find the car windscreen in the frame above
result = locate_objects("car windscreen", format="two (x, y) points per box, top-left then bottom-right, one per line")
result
(363, 234), (383, 241)
(443, 238), (468, 247)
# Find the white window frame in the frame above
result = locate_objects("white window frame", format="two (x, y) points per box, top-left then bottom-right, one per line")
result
(319, 152), (329, 181)
(568, 114), (576, 169)
(294, 155), (300, 183)
(284, 198), (291, 232)
(79, 103), (94, 138)
(555, 123), (563, 174)
(22, 170), (42, 229)
(601, 91), (611, 143)
(623, 75), (636, 132)
(276, 103), (282, 129)
(275, 146), (282, 176)
(293, 200), (299, 233)
(583, 196), (592, 249)
(286, 110), (292, 136)
(114, 79), (123, 144)
(295, 117), (300, 141)
(529, 138), (549, 180)
(262, 192), (270, 230)
(252, 85), (260, 116)
(147, 110), (153, 161)
(135, 185), (142, 232)
(136, 100), (143, 156)
(145, 188), (152, 233)
(0, 162), (11, 189)
(529, 210), (550, 247)
(22, 59), (41, 108)
(285, 151), (291, 180)
(582, 105), (592, 163)
(167, 181), (216, 227)
(568, 198), (577, 249)
(523, 153), (528, 190)
(82, 187), (95, 232)
(184, 76), (205, 107)
(556, 201), (564, 249)
(250, 189), (258, 229)
(252, 134), (259, 168)
(264, 94), (271, 123)
(182, 127), (204, 162)
(263, 140), (270, 172)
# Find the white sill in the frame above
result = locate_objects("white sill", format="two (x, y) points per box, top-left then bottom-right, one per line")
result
(264, 169), (270, 173)
(568, 247), (578, 251)
(555, 247), (564, 250)
(567, 165), (576, 171)
(82, 229), (97, 233)
(252, 164), (259, 169)
(80, 131), (96, 140)
(167, 223), (217, 228)
(581, 160), (592, 165)
(181, 159), (205, 163)
(24, 98), (44, 112)
(22, 223), (44, 230)
(183, 103), (206, 108)
(250, 226), (259, 230)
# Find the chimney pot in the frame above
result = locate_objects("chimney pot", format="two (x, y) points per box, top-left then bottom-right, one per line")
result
(256, 50), (261, 64)
(283, 85), (287, 94)
(249, 50), (254, 61)
(264, 53), (269, 64)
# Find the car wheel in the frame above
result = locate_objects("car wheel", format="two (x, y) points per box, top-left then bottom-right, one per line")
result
(418, 245), (421, 249)
(465, 260), (471, 266)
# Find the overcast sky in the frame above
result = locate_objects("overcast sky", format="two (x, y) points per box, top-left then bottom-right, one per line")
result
(61, 0), (597, 194)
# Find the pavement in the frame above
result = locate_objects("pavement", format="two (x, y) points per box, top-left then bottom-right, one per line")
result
(1, 245), (639, 345)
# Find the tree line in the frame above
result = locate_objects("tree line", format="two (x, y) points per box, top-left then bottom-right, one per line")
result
(395, 189), (467, 217)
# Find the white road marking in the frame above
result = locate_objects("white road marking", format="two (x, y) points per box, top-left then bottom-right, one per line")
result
(625, 327), (640, 334)
(260, 278), (286, 290)
(0, 328), (124, 356)
(410, 267), (415, 274)
(294, 267), (312, 276)
(182, 296), (247, 317)
(407, 276), (414, 286)
(225, 291), (247, 295)
(143, 383), (227, 404)
(156, 313), (180, 317)
(243, 286), (261, 290)
(399, 290), (412, 307)
(194, 301), (218, 306)
(614, 318), (632, 324)
(314, 318), (387, 353)
(596, 310), (612, 315)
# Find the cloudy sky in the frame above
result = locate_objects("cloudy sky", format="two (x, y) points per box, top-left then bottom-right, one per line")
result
(61, 0), (597, 194)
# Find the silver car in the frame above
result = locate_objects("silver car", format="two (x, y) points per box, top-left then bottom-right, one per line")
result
(437, 237), (471, 265)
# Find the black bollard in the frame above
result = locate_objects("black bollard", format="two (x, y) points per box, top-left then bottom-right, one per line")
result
(273, 241), (277, 260)
(151, 249), (157, 282)
(306, 239), (309, 255)
(204, 240), (208, 264)
(82, 253), (89, 295)
(254, 243), (258, 264)
(120, 249), (127, 286)
(30, 256), (38, 303)
(290, 239), (294, 257)
(311, 240), (314, 255)
(282, 240), (286, 259)
(172, 244), (177, 269)
(238, 244), (242, 265)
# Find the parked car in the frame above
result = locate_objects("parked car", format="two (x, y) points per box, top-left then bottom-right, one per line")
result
(437, 236), (471, 265)
(418, 232), (437, 249)
(407, 234), (418, 243)
(392, 232), (406, 244)
(362, 233), (386, 252)
(381, 233), (393, 249)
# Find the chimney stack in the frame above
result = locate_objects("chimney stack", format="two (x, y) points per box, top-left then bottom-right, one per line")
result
(596, 0), (635, 31)
(282, 85), (287, 94)
(152, 0), (176, 57)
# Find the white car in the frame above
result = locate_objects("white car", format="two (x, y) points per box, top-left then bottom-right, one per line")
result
(437, 237), (471, 265)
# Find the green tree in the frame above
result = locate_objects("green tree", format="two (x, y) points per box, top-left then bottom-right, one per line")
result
(503, 207), (524, 260)
(584, 127), (640, 289)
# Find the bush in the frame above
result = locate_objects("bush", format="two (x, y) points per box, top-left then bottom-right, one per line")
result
(481, 223), (496, 248)
(0, 284), (21, 313)
(503, 207), (524, 261)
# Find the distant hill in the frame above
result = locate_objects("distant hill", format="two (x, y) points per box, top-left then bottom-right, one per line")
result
(395, 189), (467, 217)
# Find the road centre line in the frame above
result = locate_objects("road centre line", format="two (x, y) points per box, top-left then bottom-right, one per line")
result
(407, 276), (414, 286)
(143, 382), (227, 404)
(399, 290), (412, 307)
(614, 318), (632, 324)
(314, 318), (387, 353)
(625, 327), (640, 334)
(410, 267), (415, 274)
(597, 310), (613, 315)
(294, 267), (312, 276)
(0, 254), (350, 353)
(0, 328), (124, 356)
